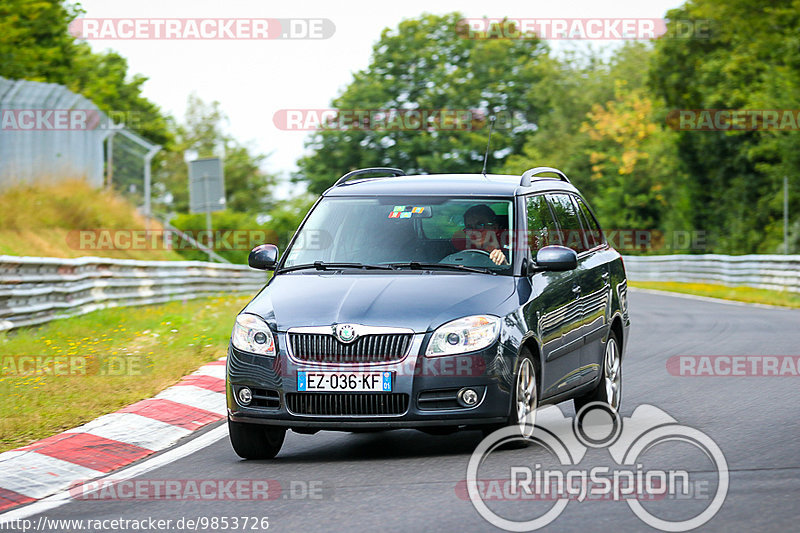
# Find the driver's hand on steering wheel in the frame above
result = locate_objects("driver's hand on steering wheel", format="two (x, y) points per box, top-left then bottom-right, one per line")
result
(489, 249), (507, 265)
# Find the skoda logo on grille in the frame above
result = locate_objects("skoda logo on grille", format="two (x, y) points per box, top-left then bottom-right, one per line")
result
(334, 324), (358, 343)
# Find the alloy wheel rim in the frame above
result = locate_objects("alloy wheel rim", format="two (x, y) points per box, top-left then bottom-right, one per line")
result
(604, 338), (621, 410)
(516, 358), (537, 438)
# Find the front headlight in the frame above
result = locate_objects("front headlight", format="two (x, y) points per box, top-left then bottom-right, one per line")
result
(231, 313), (276, 356)
(425, 315), (501, 357)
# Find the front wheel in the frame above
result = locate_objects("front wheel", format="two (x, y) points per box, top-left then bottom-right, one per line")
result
(483, 349), (538, 440)
(574, 331), (622, 412)
(228, 418), (286, 460)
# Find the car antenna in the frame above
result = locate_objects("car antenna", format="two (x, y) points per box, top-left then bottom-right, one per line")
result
(481, 115), (496, 177)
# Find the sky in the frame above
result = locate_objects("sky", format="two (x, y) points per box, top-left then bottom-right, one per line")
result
(75, 0), (686, 197)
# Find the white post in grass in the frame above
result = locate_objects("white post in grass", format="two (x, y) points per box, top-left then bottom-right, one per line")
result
(784, 176), (789, 254)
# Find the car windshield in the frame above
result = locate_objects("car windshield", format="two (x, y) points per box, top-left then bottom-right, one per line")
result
(282, 197), (514, 274)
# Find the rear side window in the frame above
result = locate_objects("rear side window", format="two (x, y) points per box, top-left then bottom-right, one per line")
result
(574, 196), (604, 249)
(546, 193), (589, 253)
(525, 195), (560, 253)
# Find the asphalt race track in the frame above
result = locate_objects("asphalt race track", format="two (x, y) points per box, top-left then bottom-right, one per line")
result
(10, 290), (800, 532)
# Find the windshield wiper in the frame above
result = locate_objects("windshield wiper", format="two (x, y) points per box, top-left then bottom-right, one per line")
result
(388, 262), (495, 275)
(278, 261), (394, 273)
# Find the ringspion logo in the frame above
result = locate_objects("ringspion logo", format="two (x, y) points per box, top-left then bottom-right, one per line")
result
(464, 403), (728, 531)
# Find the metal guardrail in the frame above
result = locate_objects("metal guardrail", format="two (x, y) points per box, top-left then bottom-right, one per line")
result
(623, 254), (800, 293)
(3, 253), (795, 331)
(0, 256), (267, 331)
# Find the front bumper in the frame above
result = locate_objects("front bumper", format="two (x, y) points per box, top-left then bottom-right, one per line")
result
(226, 332), (515, 430)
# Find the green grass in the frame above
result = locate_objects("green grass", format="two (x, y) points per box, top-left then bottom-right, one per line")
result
(629, 281), (800, 308)
(0, 294), (250, 452)
(0, 180), (183, 260)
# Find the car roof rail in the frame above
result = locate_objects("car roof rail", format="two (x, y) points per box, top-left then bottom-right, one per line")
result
(333, 167), (406, 187)
(520, 167), (571, 187)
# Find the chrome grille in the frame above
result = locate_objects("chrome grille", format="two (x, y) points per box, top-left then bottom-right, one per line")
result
(288, 333), (412, 363)
(287, 393), (409, 416)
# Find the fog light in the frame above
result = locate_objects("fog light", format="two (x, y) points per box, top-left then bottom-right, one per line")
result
(458, 388), (479, 406)
(238, 387), (252, 406)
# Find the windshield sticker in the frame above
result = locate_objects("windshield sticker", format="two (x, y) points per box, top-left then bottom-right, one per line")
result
(389, 206), (430, 219)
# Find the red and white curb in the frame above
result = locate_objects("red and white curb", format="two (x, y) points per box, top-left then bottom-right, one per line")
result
(0, 357), (228, 513)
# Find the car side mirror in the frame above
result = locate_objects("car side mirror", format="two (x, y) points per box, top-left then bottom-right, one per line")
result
(533, 245), (578, 272)
(248, 244), (279, 270)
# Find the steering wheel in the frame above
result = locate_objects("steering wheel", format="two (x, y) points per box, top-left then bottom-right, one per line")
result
(454, 249), (492, 257)
(440, 248), (498, 268)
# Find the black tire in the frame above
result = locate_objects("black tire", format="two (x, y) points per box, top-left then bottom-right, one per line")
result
(482, 348), (538, 442)
(228, 418), (286, 460)
(574, 330), (622, 413)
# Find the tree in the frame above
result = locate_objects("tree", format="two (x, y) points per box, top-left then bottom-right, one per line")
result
(296, 13), (556, 194)
(502, 44), (653, 186)
(503, 43), (691, 244)
(579, 81), (688, 239)
(70, 45), (171, 146)
(0, 0), (81, 84)
(0, 1), (170, 145)
(649, 0), (800, 253)
(224, 143), (274, 212)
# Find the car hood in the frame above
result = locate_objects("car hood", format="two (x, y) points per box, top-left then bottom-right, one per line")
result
(245, 272), (516, 333)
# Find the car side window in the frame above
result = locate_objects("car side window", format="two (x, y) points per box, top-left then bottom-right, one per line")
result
(546, 193), (589, 254)
(574, 196), (604, 249)
(526, 195), (560, 254)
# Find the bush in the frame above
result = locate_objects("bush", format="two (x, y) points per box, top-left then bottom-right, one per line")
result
(169, 195), (316, 264)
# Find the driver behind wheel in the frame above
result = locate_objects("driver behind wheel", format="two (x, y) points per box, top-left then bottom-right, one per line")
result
(458, 204), (508, 265)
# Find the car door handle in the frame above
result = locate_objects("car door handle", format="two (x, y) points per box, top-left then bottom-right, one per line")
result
(572, 285), (581, 294)
(601, 272), (610, 279)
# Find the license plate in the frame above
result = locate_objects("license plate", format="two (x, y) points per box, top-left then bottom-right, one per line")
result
(297, 371), (393, 392)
